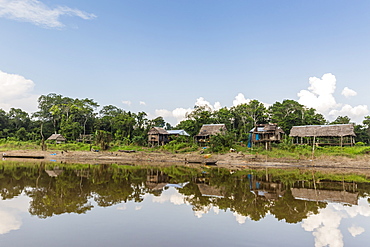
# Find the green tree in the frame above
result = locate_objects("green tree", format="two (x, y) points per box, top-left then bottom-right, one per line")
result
(331, 116), (351, 124)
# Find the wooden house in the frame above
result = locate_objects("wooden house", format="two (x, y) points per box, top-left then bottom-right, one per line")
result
(289, 124), (356, 146)
(148, 127), (169, 146)
(249, 124), (284, 150)
(195, 124), (227, 144)
(47, 134), (66, 144)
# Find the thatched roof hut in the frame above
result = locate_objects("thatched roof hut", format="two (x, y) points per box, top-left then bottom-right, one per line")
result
(47, 134), (66, 144)
(195, 124), (227, 144)
(196, 124), (227, 137)
(290, 124), (355, 137)
(290, 124), (355, 146)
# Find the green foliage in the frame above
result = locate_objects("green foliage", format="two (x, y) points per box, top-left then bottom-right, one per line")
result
(209, 132), (235, 153)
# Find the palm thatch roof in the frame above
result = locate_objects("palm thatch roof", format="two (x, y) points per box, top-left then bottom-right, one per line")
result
(47, 134), (66, 141)
(289, 124), (355, 137)
(196, 124), (227, 137)
(147, 127), (168, 135)
(291, 188), (358, 205)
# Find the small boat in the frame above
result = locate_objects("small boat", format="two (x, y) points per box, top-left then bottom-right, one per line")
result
(118, 150), (136, 153)
(185, 160), (217, 165)
(2, 154), (45, 159)
(204, 161), (217, 166)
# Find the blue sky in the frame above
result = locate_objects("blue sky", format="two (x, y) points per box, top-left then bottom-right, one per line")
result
(0, 0), (369, 125)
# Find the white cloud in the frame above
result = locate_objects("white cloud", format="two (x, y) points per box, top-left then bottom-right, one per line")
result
(122, 100), (132, 106)
(348, 225), (364, 237)
(0, 0), (96, 28)
(342, 87), (357, 98)
(153, 96), (225, 126)
(233, 93), (250, 106)
(329, 104), (369, 123)
(298, 73), (369, 123)
(0, 70), (38, 112)
(298, 73), (339, 114)
(194, 97), (221, 111)
(139, 101), (146, 106)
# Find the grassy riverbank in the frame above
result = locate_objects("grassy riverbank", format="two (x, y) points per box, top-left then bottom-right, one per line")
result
(1, 140), (370, 160)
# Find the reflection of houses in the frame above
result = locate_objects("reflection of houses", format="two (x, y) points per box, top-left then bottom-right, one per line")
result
(47, 134), (66, 144)
(248, 177), (285, 200)
(290, 124), (356, 146)
(148, 127), (190, 146)
(45, 167), (63, 177)
(146, 170), (170, 193)
(197, 184), (225, 198)
(195, 124), (227, 144)
(249, 124), (284, 150)
(291, 188), (359, 205)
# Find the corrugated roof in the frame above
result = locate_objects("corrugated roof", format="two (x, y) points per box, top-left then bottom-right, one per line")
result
(167, 130), (190, 136)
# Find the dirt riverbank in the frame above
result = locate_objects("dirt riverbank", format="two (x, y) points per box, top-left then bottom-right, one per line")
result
(1, 149), (370, 174)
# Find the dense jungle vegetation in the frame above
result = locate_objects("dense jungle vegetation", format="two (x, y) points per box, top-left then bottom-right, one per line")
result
(0, 93), (370, 151)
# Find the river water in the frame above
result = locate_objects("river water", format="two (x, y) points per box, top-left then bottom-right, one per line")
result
(0, 161), (369, 247)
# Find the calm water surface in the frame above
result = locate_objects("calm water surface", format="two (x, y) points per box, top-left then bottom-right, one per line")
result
(0, 161), (369, 247)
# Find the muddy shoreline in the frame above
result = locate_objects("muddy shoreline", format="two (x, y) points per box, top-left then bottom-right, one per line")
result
(1, 150), (370, 174)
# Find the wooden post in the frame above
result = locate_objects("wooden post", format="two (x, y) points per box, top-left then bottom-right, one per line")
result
(312, 136), (316, 160)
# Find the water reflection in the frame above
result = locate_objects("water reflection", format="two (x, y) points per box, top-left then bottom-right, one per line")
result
(0, 161), (369, 246)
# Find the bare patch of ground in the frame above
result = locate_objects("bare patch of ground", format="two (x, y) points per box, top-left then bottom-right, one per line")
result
(1, 150), (370, 174)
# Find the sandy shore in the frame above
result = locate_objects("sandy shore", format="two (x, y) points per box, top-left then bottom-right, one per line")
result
(1, 149), (370, 174)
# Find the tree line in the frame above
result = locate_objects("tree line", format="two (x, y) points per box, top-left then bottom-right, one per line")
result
(1, 93), (370, 145)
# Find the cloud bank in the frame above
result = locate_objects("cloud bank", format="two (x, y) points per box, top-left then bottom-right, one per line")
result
(302, 198), (370, 247)
(0, 0), (96, 28)
(0, 70), (38, 112)
(298, 73), (369, 123)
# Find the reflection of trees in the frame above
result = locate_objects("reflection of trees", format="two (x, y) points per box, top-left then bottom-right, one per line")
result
(26, 168), (93, 218)
(270, 189), (326, 223)
(0, 164), (366, 222)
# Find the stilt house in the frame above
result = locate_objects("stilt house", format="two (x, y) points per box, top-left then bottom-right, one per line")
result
(249, 124), (284, 150)
(148, 127), (169, 146)
(195, 124), (227, 144)
(289, 124), (356, 146)
(148, 127), (189, 146)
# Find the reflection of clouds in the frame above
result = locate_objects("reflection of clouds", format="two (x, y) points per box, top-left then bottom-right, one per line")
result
(348, 225), (364, 237)
(302, 199), (370, 247)
(0, 210), (22, 234)
(193, 205), (211, 218)
(213, 206), (220, 215)
(152, 189), (185, 206)
(135, 206), (142, 211)
(233, 212), (248, 224)
(0, 195), (30, 235)
(117, 204), (127, 211)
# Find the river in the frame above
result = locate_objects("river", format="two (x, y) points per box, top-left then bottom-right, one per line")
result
(0, 161), (369, 246)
